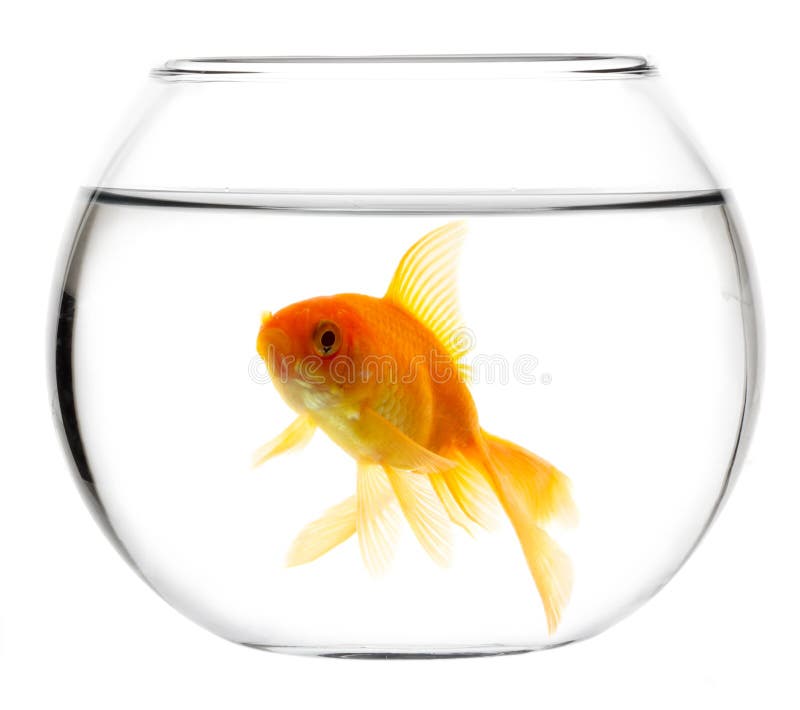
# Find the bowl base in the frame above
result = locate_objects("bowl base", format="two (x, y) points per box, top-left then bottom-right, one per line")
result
(243, 643), (544, 660)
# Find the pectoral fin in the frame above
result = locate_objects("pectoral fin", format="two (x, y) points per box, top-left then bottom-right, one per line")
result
(252, 414), (316, 468)
(357, 407), (458, 475)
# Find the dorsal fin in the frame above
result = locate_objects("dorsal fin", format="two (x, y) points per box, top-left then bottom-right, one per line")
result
(384, 221), (470, 364)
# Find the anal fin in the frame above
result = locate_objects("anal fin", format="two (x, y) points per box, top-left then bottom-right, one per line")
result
(444, 452), (500, 530)
(430, 473), (474, 534)
(384, 466), (453, 567)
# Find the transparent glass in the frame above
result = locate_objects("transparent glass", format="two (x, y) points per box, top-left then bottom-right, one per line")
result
(50, 55), (760, 658)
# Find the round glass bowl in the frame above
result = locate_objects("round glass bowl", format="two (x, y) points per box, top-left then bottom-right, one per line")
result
(51, 55), (760, 658)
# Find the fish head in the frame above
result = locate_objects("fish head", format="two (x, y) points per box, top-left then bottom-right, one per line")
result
(257, 296), (368, 412)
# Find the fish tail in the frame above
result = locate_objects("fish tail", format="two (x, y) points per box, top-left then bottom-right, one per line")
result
(470, 430), (576, 634)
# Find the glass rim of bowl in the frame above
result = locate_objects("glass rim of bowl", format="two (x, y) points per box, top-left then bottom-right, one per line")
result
(152, 54), (655, 81)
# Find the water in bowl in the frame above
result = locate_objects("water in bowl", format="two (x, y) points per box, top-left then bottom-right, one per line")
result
(53, 187), (749, 656)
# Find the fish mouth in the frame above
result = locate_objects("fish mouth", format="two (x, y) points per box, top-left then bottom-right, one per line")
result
(256, 323), (291, 366)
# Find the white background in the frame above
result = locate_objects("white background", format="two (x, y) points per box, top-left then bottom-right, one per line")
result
(1, 1), (798, 707)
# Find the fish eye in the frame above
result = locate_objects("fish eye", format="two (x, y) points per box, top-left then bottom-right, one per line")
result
(313, 321), (341, 357)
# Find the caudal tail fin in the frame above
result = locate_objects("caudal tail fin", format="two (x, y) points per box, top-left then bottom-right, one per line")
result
(478, 430), (577, 634)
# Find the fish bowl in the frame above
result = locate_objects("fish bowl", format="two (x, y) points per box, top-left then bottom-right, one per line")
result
(50, 55), (760, 658)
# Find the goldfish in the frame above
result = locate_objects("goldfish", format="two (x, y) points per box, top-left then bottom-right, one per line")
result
(255, 221), (577, 633)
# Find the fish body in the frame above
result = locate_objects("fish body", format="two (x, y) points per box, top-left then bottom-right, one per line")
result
(261, 292), (478, 463)
(255, 221), (577, 633)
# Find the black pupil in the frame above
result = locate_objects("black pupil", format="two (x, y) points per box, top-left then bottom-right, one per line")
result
(320, 330), (336, 350)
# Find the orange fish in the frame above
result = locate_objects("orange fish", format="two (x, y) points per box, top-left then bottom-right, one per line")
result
(255, 221), (577, 632)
